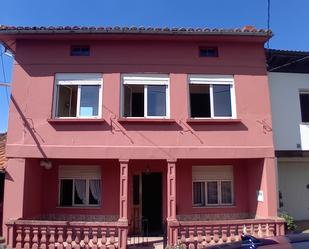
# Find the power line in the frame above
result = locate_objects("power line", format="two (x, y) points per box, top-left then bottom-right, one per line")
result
(269, 54), (309, 72)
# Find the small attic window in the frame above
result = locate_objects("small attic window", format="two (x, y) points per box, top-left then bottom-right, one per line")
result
(70, 45), (90, 56)
(199, 47), (218, 57)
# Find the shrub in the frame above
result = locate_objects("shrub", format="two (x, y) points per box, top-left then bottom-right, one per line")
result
(279, 212), (297, 231)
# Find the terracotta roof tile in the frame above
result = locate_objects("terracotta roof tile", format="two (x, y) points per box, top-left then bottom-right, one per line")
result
(0, 133), (7, 171)
(0, 25), (272, 37)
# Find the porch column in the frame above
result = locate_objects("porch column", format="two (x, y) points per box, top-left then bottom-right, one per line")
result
(118, 159), (129, 249)
(2, 158), (26, 248)
(264, 157), (278, 217)
(256, 157), (278, 218)
(167, 159), (178, 246)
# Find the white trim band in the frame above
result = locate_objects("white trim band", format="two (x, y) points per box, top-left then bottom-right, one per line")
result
(189, 75), (234, 85)
(122, 74), (169, 85)
(56, 73), (103, 85)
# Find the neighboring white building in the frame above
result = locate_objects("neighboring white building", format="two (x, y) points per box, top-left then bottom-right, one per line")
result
(268, 49), (309, 220)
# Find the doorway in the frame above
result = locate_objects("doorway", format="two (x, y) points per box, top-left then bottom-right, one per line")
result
(142, 172), (163, 236)
(131, 172), (163, 236)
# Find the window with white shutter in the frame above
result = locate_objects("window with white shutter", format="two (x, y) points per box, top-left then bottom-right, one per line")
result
(59, 166), (101, 207)
(192, 166), (234, 206)
(53, 73), (103, 118)
(188, 75), (236, 119)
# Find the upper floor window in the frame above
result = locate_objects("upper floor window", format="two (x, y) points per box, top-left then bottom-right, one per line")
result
(192, 166), (234, 207)
(188, 75), (236, 118)
(53, 73), (102, 118)
(59, 165), (101, 207)
(300, 91), (309, 123)
(70, 45), (90, 56)
(122, 74), (170, 118)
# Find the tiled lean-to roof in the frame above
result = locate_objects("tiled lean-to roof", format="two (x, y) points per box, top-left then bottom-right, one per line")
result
(0, 25), (272, 37)
(0, 133), (7, 171)
(267, 48), (309, 73)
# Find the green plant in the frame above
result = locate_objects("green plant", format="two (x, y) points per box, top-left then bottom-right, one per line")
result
(279, 212), (297, 231)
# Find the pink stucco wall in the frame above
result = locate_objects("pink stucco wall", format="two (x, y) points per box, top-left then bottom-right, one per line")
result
(13, 158), (275, 221)
(2, 158), (26, 235)
(247, 158), (278, 218)
(176, 158), (277, 219)
(41, 159), (120, 217)
(176, 159), (249, 216)
(1, 158), (264, 223)
(6, 38), (274, 160)
(23, 159), (43, 218)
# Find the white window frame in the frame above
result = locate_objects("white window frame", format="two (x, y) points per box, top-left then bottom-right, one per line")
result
(299, 90), (309, 124)
(192, 181), (205, 206)
(188, 75), (237, 119)
(192, 180), (234, 207)
(53, 73), (103, 119)
(121, 74), (170, 118)
(58, 165), (101, 207)
(192, 165), (234, 207)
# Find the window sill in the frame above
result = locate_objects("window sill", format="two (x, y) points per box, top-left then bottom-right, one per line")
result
(118, 118), (176, 124)
(186, 118), (241, 124)
(47, 118), (105, 124)
(56, 206), (101, 209)
(192, 205), (236, 209)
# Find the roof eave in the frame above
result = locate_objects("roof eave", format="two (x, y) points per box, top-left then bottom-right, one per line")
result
(0, 29), (272, 37)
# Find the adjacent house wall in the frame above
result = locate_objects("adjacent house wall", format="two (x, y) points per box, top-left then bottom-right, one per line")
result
(269, 72), (309, 151)
(269, 72), (309, 220)
(278, 159), (309, 220)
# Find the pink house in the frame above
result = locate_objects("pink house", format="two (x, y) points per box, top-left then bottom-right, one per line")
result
(0, 25), (284, 249)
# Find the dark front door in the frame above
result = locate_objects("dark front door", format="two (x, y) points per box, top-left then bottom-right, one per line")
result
(142, 172), (163, 236)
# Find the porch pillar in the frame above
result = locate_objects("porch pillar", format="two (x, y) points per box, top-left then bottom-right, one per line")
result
(167, 159), (178, 246)
(264, 157), (278, 217)
(256, 157), (278, 218)
(118, 159), (129, 249)
(2, 158), (26, 248)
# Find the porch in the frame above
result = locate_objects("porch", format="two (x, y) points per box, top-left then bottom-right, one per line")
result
(3, 157), (284, 248)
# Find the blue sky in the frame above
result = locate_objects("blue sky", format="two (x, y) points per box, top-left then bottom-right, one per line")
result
(1, 0), (309, 132)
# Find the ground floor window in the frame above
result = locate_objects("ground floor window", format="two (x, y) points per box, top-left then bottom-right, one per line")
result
(59, 166), (101, 207)
(193, 180), (233, 206)
(192, 166), (233, 206)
